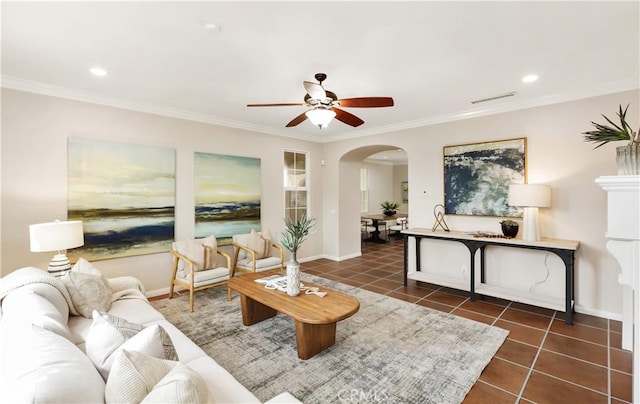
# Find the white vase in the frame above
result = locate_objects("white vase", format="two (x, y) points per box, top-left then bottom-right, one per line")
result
(286, 252), (300, 297)
(616, 144), (640, 175)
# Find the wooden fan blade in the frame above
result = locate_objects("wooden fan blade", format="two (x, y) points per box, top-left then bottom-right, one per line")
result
(303, 81), (326, 99)
(286, 112), (308, 127)
(247, 103), (304, 107)
(332, 107), (364, 127)
(338, 97), (394, 108)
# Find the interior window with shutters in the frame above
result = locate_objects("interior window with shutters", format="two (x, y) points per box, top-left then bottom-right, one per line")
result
(284, 150), (309, 222)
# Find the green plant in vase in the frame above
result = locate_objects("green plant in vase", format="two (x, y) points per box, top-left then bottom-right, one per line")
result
(278, 214), (316, 296)
(583, 104), (640, 175)
(499, 219), (519, 238)
(380, 201), (399, 216)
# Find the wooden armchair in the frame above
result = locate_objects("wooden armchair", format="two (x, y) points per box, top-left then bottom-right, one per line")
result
(231, 231), (284, 275)
(168, 236), (232, 313)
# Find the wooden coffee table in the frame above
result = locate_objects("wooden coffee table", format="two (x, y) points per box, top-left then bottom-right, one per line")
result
(228, 271), (360, 359)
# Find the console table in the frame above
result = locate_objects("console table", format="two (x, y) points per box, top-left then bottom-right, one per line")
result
(402, 228), (580, 324)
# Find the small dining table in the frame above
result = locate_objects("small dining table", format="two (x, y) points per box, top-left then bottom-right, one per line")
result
(361, 213), (407, 243)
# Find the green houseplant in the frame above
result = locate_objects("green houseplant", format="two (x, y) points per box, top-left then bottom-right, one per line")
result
(278, 214), (316, 296)
(499, 219), (519, 239)
(583, 104), (640, 175)
(380, 201), (399, 216)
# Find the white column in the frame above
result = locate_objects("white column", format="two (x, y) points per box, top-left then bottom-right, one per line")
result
(596, 175), (640, 404)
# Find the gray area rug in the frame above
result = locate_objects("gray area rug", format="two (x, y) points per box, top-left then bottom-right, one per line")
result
(151, 274), (509, 403)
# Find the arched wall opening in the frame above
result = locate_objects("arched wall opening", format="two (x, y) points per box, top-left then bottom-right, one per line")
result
(337, 145), (408, 258)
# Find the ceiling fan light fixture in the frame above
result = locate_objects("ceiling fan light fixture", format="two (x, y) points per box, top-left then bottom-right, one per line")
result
(305, 107), (336, 129)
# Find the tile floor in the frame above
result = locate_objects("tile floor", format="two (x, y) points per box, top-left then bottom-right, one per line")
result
(300, 237), (634, 404)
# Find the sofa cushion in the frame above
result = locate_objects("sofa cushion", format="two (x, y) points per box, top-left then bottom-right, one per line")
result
(86, 311), (178, 380)
(186, 356), (261, 403)
(61, 258), (112, 318)
(238, 256), (282, 270)
(1, 324), (105, 403)
(1, 288), (72, 341)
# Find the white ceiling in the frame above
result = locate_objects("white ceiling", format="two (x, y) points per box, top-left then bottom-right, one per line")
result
(2, 1), (638, 143)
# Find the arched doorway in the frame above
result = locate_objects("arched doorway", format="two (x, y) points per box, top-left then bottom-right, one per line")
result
(338, 145), (408, 258)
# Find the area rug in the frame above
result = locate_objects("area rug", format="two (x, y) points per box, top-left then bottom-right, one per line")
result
(151, 274), (509, 403)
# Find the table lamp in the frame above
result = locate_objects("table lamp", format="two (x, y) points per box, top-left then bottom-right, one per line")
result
(508, 184), (551, 241)
(29, 220), (84, 276)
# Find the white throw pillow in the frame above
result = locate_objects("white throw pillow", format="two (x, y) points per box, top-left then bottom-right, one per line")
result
(199, 235), (218, 269)
(175, 236), (218, 277)
(106, 349), (178, 404)
(61, 258), (111, 318)
(247, 229), (268, 259)
(141, 363), (212, 403)
(86, 311), (178, 380)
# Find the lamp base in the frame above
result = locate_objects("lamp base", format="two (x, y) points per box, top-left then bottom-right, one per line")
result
(48, 253), (71, 277)
(521, 206), (541, 241)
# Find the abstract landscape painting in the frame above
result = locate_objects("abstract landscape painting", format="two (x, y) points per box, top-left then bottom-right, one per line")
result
(194, 152), (261, 241)
(67, 138), (176, 261)
(444, 138), (526, 217)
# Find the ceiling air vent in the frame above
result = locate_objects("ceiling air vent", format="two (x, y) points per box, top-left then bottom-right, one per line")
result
(470, 92), (517, 104)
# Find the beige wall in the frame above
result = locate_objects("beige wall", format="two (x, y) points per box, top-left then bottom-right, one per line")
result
(322, 89), (639, 319)
(0, 89), (323, 293)
(2, 87), (638, 319)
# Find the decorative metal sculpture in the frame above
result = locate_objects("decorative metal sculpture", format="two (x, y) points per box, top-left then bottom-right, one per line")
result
(432, 204), (450, 232)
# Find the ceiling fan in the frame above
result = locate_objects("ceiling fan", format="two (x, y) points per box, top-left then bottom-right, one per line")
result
(247, 73), (394, 129)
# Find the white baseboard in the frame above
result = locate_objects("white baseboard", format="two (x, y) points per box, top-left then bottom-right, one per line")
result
(318, 252), (362, 262)
(574, 304), (622, 322)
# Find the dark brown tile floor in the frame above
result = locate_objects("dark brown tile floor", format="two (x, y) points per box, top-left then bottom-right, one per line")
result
(300, 237), (634, 404)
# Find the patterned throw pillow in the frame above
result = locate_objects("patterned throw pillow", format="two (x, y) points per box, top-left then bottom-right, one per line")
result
(60, 258), (111, 318)
(106, 350), (212, 404)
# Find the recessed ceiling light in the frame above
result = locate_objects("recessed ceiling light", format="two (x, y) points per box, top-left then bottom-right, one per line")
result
(90, 67), (108, 77)
(204, 23), (221, 33)
(522, 74), (538, 83)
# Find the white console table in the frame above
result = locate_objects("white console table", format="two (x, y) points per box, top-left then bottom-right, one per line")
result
(595, 175), (639, 403)
(401, 228), (579, 324)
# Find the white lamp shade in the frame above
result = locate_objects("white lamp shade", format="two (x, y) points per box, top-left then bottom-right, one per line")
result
(305, 108), (336, 128)
(30, 220), (84, 252)
(508, 184), (551, 208)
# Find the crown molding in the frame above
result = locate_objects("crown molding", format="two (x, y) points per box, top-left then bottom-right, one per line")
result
(3, 75), (637, 145)
(319, 79), (640, 143)
(0, 75), (319, 143)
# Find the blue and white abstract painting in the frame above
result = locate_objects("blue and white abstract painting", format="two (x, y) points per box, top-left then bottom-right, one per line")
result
(194, 152), (261, 241)
(67, 138), (176, 261)
(444, 138), (525, 217)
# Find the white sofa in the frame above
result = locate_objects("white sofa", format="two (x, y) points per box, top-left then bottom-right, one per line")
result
(0, 266), (298, 403)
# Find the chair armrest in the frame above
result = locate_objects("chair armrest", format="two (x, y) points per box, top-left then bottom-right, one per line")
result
(170, 249), (196, 276)
(230, 241), (257, 274)
(231, 241), (258, 260)
(215, 249), (232, 270)
(270, 243), (285, 260)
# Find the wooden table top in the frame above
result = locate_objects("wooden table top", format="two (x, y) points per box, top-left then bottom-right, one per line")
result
(228, 271), (360, 325)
